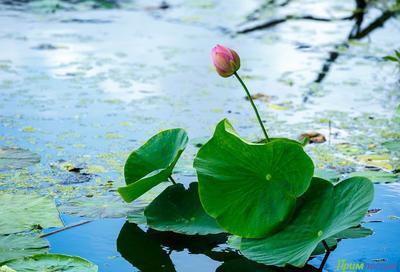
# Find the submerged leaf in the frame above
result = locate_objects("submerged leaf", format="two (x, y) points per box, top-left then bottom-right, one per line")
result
(348, 171), (399, 183)
(0, 234), (49, 263)
(194, 119), (314, 238)
(240, 177), (374, 267)
(118, 129), (188, 203)
(0, 147), (40, 171)
(314, 168), (340, 183)
(144, 182), (224, 235)
(60, 195), (136, 218)
(382, 140), (400, 152)
(1, 254), (98, 272)
(0, 193), (63, 235)
(357, 154), (393, 171)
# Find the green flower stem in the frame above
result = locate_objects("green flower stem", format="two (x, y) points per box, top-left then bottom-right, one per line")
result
(319, 240), (331, 271)
(169, 176), (177, 185)
(234, 72), (270, 142)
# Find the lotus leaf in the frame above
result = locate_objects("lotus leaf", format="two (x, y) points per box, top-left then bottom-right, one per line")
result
(0, 234), (48, 263)
(1, 254), (98, 272)
(0, 193), (63, 235)
(312, 226), (372, 256)
(144, 182), (224, 235)
(194, 119), (314, 238)
(240, 177), (374, 267)
(118, 129), (188, 203)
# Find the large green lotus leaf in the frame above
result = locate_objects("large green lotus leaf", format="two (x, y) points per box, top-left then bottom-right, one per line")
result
(118, 129), (188, 203)
(227, 226), (372, 256)
(240, 177), (374, 267)
(117, 222), (175, 272)
(144, 182), (224, 235)
(194, 119), (314, 238)
(0, 234), (49, 263)
(311, 226), (373, 256)
(0, 193), (63, 235)
(1, 254), (98, 272)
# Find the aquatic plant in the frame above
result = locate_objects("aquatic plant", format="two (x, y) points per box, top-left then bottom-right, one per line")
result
(0, 193), (98, 271)
(384, 49), (400, 65)
(118, 45), (374, 269)
(211, 44), (241, 78)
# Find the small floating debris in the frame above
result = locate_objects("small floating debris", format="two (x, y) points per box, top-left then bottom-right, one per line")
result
(367, 208), (382, 216)
(244, 92), (273, 103)
(60, 18), (112, 24)
(31, 44), (63, 50)
(299, 132), (327, 144)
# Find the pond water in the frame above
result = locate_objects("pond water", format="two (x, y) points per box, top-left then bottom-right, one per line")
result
(0, 0), (399, 271)
(45, 184), (400, 272)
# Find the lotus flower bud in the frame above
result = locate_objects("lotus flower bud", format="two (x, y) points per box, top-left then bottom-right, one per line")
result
(211, 44), (241, 77)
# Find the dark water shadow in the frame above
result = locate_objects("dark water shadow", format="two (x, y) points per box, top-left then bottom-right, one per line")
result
(117, 222), (321, 272)
(117, 222), (176, 272)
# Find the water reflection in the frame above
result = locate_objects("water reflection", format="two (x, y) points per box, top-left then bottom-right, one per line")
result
(117, 222), (176, 272)
(117, 222), (320, 272)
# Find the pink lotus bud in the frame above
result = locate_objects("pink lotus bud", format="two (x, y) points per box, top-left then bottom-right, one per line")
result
(211, 44), (240, 77)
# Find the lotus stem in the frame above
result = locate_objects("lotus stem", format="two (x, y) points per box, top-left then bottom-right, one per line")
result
(169, 176), (177, 185)
(39, 220), (92, 238)
(234, 72), (270, 142)
(322, 240), (330, 252)
(318, 240), (331, 271)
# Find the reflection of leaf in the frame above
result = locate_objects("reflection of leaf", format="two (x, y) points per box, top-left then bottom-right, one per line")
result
(0, 234), (48, 263)
(147, 228), (227, 254)
(0, 147), (40, 171)
(240, 177), (374, 267)
(194, 119), (314, 238)
(1, 254), (98, 272)
(0, 193), (63, 235)
(118, 129), (188, 203)
(117, 222), (175, 272)
(145, 183), (224, 235)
